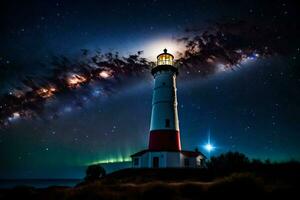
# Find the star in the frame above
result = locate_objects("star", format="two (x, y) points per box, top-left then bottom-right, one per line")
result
(0, 0), (299, 179)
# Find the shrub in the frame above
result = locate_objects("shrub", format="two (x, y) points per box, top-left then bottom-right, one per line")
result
(84, 164), (106, 182)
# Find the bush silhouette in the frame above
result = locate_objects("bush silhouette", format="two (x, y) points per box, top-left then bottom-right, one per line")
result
(208, 152), (250, 175)
(84, 164), (106, 182)
(1, 153), (300, 199)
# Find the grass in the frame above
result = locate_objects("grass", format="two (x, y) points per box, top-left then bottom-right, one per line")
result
(0, 171), (298, 199)
(1, 153), (300, 199)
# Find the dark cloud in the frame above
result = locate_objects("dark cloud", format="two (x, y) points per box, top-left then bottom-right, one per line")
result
(0, 51), (154, 127)
(177, 17), (299, 76)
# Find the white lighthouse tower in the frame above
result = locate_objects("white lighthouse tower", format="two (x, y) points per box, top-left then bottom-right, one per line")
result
(131, 49), (205, 168)
(149, 48), (181, 151)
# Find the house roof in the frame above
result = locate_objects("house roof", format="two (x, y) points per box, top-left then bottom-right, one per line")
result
(130, 149), (149, 157)
(130, 149), (206, 159)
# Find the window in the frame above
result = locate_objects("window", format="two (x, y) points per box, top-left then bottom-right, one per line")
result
(157, 54), (174, 66)
(134, 158), (139, 166)
(184, 158), (189, 167)
(165, 119), (170, 128)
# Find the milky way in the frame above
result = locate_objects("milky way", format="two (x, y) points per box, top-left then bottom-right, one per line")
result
(0, 51), (153, 127)
(0, 18), (298, 128)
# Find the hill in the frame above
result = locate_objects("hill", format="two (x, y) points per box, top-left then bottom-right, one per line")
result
(1, 152), (299, 199)
(1, 167), (299, 199)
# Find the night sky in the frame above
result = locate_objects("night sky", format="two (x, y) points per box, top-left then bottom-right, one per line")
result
(0, 0), (299, 178)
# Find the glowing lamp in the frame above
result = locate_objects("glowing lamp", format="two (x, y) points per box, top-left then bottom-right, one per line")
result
(157, 48), (174, 66)
(151, 48), (178, 75)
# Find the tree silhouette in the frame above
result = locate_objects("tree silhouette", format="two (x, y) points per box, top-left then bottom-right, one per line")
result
(84, 164), (106, 182)
(208, 152), (250, 175)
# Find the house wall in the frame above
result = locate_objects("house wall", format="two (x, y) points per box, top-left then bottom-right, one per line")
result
(196, 155), (205, 167)
(141, 153), (149, 167)
(181, 155), (206, 168)
(165, 152), (181, 167)
(183, 156), (197, 168)
(148, 151), (165, 167)
(132, 153), (148, 168)
(132, 152), (206, 168)
(132, 152), (181, 168)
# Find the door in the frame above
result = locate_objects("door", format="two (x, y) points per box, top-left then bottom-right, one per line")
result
(152, 157), (159, 168)
(184, 158), (190, 167)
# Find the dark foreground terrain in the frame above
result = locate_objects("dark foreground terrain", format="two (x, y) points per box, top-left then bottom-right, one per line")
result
(1, 153), (299, 199)
(0, 168), (299, 199)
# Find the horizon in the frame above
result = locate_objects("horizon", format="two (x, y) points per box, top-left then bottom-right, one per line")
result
(0, 0), (299, 179)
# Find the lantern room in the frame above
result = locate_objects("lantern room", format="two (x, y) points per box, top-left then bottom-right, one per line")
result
(152, 49), (178, 75)
(157, 48), (174, 66)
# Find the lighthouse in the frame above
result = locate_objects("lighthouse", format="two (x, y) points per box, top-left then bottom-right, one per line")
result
(149, 48), (181, 151)
(131, 49), (206, 168)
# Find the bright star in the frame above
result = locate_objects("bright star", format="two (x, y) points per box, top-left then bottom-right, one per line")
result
(204, 143), (214, 152)
(203, 128), (216, 154)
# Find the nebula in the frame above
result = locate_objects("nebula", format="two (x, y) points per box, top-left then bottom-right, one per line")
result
(0, 52), (153, 128)
(177, 19), (299, 76)
(0, 19), (298, 128)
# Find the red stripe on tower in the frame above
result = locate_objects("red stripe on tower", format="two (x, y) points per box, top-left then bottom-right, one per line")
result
(148, 130), (181, 151)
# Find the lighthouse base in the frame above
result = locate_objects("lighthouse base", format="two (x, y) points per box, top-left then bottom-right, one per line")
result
(130, 149), (206, 168)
